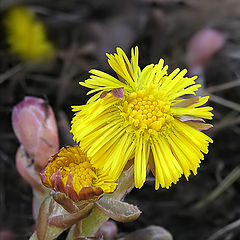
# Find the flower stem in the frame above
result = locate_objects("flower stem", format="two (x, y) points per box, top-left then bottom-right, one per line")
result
(73, 165), (134, 237)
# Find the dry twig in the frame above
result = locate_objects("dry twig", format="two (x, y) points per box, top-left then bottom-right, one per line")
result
(207, 219), (240, 240)
(209, 94), (240, 112)
(192, 166), (240, 211)
(205, 79), (240, 93)
(0, 64), (24, 84)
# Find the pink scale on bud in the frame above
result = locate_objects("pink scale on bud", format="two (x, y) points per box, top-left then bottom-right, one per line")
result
(50, 170), (65, 193)
(12, 96), (59, 172)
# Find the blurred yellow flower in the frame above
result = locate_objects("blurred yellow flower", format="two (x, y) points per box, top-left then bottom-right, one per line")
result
(71, 47), (213, 190)
(41, 146), (117, 202)
(4, 6), (55, 61)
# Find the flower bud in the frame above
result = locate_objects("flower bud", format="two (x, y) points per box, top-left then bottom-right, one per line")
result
(12, 96), (59, 172)
(16, 145), (50, 220)
(16, 145), (46, 193)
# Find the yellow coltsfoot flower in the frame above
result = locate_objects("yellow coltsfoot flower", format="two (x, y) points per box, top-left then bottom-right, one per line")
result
(4, 6), (55, 61)
(41, 146), (117, 202)
(71, 47), (213, 190)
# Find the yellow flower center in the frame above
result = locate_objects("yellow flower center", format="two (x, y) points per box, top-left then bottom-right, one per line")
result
(63, 161), (97, 187)
(41, 146), (117, 201)
(122, 89), (173, 133)
(44, 148), (98, 194)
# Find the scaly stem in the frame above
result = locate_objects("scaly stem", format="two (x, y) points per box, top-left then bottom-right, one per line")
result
(72, 166), (135, 238)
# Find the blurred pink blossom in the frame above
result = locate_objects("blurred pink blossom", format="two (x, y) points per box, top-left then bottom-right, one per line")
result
(0, 229), (13, 240)
(96, 220), (118, 240)
(186, 28), (225, 74)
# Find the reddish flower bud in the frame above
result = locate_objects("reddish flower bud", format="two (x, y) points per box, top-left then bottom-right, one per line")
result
(16, 145), (46, 193)
(12, 96), (59, 172)
(16, 145), (49, 220)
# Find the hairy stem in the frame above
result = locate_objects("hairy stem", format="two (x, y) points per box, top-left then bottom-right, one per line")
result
(74, 165), (134, 237)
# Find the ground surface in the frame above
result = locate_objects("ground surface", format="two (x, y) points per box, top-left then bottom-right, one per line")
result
(1, 0), (240, 239)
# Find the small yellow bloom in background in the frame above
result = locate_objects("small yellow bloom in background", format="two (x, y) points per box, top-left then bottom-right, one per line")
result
(41, 146), (117, 202)
(71, 46), (213, 190)
(4, 6), (55, 62)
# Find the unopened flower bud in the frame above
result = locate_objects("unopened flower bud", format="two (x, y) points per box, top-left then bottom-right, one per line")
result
(16, 145), (49, 220)
(16, 145), (46, 193)
(12, 96), (59, 172)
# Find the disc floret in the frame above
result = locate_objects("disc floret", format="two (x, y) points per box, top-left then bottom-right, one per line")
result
(122, 88), (174, 134)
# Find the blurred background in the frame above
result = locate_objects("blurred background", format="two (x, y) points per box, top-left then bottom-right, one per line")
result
(1, 0), (240, 239)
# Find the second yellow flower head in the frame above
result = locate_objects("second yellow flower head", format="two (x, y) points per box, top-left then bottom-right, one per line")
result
(5, 6), (55, 61)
